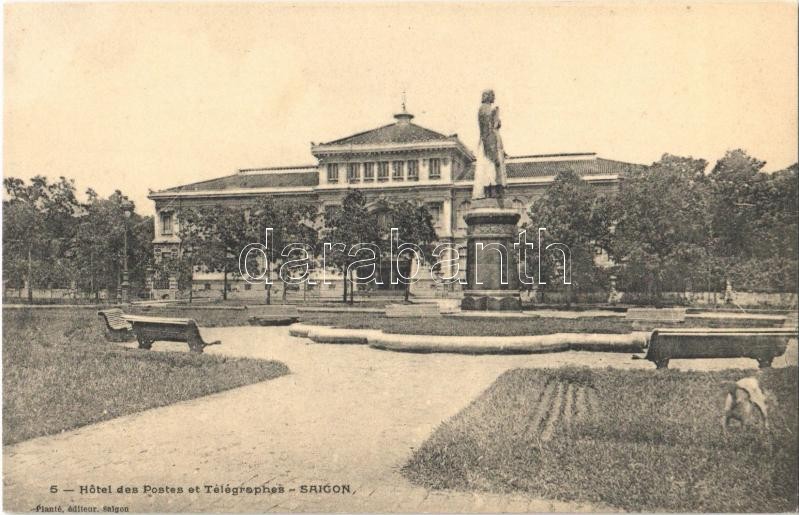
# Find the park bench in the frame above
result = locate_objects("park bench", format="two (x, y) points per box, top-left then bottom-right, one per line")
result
(641, 327), (796, 369)
(122, 314), (221, 353)
(97, 308), (134, 342)
(385, 303), (441, 318)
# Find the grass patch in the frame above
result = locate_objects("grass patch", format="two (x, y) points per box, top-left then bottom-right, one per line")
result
(300, 313), (634, 336)
(2, 308), (289, 445)
(300, 311), (786, 336)
(403, 366), (798, 512)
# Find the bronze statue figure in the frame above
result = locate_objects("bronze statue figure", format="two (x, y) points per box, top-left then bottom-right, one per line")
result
(473, 89), (508, 199)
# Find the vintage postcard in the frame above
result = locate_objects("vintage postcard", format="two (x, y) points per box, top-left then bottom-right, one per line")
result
(2, 2), (798, 513)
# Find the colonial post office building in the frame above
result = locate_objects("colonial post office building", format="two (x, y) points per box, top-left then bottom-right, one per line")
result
(148, 108), (638, 300)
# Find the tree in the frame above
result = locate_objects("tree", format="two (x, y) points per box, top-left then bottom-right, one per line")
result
(248, 198), (319, 304)
(178, 199), (318, 303)
(707, 149), (767, 259)
(721, 161), (798, 295)
(609, 154), (711, 302)
(178, 206), (256, 301)
(702, 151), (799, 296)
(322, 190), (382, 304)
(74, 189), (152, 299)
(525, 169), (613, 304)
(386, 200), (438, 302)
(757, 163), (798, 260)
(3, 176), (79, 302)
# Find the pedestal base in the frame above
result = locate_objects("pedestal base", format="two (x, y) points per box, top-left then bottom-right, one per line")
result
(461, 290), (521, 311)
(460, 198), (522, 311)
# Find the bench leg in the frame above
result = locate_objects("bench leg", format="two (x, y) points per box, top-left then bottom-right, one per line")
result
(655, 358), (670, 369)
(137, 335), (154, 350)
(757, 357), (774, 369)
(186, 333), (206, 353)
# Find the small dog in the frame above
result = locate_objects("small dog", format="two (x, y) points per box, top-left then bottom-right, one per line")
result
(723, 376), (772, 431)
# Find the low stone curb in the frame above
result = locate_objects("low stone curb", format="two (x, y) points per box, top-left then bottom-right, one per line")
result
(288, 324), (380, 345)
(288, 324), (313, 338)
(289, 323), (649, 354)
(307, 327), (382, 345)
(370, 331), (649, 354)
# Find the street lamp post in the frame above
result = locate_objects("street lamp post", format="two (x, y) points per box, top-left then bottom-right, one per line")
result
(121, 202), (132, 303)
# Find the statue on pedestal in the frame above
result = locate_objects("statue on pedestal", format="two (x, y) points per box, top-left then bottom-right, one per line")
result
(472, 89), (508, 200)
(461, 89), (521, 311)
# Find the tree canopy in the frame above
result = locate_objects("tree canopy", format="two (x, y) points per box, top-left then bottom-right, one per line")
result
(525, 169), (613, 302)
(3, 176), (152, 301)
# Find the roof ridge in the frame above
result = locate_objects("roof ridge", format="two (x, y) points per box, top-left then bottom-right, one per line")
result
(323, 122), (397, 145)
(320, 120), (454, 146)
(161, 173), (241, 192)
(239, 165), (317, 173)
(595, 157), (644, 167)
(508, 152), (596, 160)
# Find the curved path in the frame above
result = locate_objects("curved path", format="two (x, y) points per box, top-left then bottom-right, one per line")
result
(4, 326), (779, 513)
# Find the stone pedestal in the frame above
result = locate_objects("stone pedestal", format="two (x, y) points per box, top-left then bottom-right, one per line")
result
(461, 198), (522, 311)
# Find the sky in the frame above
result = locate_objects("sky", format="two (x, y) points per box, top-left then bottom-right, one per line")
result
(4, 2), (798, 216)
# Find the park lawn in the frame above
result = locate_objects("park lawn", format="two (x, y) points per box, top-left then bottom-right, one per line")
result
(300, 312), (634, 336)
(403, 366), (798, 512)
(299, 311), (785, 336)
(2, 308), (289, 445)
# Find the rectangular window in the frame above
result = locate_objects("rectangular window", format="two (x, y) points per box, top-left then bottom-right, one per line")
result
(203, 283), (211, 291)
(427, 203), (441, 227)
(160, 212), (173, 235)
(392, 161), (404, 181)
(326, 163), (339, 183)
(347, 163), (360, 183)
(378, 162), (389, 181)
(407, 160), (419, 181)
(244, 283), (252, 291)
(363, 163), (375, 181)
(429, 158), (441, 179)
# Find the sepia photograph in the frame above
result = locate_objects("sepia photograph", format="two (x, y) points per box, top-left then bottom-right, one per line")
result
(2, 1), (798, 512)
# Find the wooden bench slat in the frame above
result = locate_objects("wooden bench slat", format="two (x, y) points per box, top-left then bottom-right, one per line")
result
(123, 314), (191, 325)
(97, 309), (134, 342)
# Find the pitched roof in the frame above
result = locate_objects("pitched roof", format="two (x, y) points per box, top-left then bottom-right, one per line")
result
(157, 168), (318, 193)
(322, 121), (454, 146)
(454, 156), (643, 181)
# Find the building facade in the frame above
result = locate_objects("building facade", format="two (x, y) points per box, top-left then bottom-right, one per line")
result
(148, 108), (639, 300)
